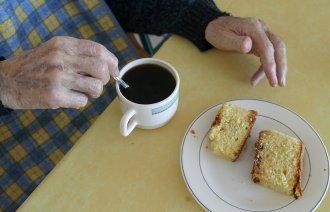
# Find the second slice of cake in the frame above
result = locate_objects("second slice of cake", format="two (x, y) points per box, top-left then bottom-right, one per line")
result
(208, 103), (257, 161)
(251, 130), (304, 198)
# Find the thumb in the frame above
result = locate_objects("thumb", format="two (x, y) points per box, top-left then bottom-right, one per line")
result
(208, 30), (252, 53)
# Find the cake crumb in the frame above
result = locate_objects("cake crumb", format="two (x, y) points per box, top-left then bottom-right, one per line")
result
(185, 196), (191, 202)
(190, 129), (195, 134)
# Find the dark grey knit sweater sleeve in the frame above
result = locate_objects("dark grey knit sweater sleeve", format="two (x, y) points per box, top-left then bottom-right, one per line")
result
(106, 0), (230, 51)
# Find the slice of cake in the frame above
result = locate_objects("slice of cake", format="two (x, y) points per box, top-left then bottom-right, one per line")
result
(251, 130), (304, 198)
(208, 103), (257, 161)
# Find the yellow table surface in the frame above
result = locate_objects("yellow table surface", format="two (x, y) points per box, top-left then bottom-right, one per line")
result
(19, 0), (330, 211)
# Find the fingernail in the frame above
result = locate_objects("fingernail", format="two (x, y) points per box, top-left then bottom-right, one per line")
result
(281, 78), (286, 87)
(271, 78), (278, 87)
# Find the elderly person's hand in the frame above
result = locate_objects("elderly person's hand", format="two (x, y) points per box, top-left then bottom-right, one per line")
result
(205, 16), (287, 87)
(0, 36), (119, 109)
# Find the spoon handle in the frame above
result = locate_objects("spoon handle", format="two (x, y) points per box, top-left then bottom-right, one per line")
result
(114, 76), (130, 89)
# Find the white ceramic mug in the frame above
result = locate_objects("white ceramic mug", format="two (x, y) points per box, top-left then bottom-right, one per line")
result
(116, 58), (180, 136)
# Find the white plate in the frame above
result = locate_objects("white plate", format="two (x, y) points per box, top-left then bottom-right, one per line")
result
(180, 99), (329, 212)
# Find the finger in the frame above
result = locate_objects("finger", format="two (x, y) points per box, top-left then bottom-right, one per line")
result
(210, 30), (253, 53)
(45, 88), (89, 109)
(73, 39), (120, 77)
(60, 91), (89, 109)
(250, 66), (266, 86)
(64, 55), (110, 84)
(54, 37), (120, 79)
(266, 31), (287, 86)
(69, 74), (104, 98)
(49, 36), (104, 58)
(107, 54), (119, 78)
(252, 30), (278, 87)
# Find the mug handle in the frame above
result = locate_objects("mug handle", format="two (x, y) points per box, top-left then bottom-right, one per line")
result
(120, 109), (138, 136)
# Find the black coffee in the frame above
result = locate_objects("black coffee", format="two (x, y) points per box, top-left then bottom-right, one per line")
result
(120, 64), (176, 104)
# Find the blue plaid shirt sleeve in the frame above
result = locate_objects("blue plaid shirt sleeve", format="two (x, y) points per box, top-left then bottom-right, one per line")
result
(0, 0), (139, 211)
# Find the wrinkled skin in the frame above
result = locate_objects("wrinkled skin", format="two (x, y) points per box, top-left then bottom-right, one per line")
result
(0, 17), (287, 110)
(206, 16), (287, 87)
(0, 36), (119, 109)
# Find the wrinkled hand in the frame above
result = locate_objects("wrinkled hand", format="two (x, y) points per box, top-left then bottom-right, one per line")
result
(0, 36), (119, 109)
(205, 16), (287, 87)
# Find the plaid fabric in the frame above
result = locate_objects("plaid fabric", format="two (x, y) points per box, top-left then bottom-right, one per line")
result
(0, 0), (139, 211)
